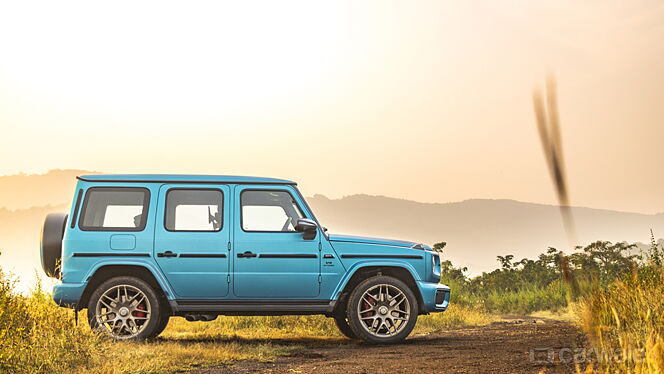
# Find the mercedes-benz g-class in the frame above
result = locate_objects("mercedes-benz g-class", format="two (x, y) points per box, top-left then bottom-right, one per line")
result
(40, 175), (449, 344)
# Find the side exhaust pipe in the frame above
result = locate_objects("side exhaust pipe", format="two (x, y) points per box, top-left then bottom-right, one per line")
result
(184, 314), (218, 322)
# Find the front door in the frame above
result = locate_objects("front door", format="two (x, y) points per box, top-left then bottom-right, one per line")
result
(232, 185), (320, 299)
(154, 184), (231, 299)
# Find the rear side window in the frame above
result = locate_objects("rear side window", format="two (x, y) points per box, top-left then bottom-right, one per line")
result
(79, 187), (150, 231)
(165, 189), (223, 232)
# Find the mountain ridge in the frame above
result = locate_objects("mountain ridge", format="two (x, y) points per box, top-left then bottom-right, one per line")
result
(0, 169), (98, 211)
(1, 170), (662, 288)
(306, 194), (664, 275)
(313, 193), (664, 216)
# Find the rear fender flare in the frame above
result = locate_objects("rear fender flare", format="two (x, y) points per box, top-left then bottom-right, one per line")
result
(81, 259), (175, 299)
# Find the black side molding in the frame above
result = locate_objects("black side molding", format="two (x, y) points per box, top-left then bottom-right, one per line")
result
(176, 299), (330, 305)
(179, 253), (227, 258)
(340, 254), (423, 259)
(258, 254), (317, 259)
(73, 253), (151, 257)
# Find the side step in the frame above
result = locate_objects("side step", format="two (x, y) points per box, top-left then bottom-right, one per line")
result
(169, 299), (336, 315)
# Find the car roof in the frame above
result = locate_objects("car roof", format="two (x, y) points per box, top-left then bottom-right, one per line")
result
(77, 174), (296, 185)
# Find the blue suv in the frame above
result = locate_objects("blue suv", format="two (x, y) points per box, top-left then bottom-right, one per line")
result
(40, 175), (450, 344)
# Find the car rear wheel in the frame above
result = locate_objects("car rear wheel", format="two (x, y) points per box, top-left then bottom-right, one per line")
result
(153, 312), (170, 337)
(346, 275), (418, 344)
(87, 276), (164, 340)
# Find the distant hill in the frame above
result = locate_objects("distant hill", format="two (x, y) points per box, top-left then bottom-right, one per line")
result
(0, 204), (69, 289)
(0, 170), (95, 289)
(1, 170), (663, 290)
(0, 169), (97, 210)
(307, 194), (664, 275)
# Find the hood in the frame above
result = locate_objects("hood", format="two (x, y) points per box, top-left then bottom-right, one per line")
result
(328, 234), (430, 250)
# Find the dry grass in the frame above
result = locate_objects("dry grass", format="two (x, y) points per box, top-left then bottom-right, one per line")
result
(576, 269), (664, 373)
(1, 269), (492, 374)
(415, 304), (495, 332)
(529, 306), (577, 323)
(78, 338), (297, 374)
(0, 274), (105, 373)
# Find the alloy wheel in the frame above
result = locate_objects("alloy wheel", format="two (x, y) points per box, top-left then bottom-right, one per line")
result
(95, 284), (152, 339)
(356, 283), (410, 337)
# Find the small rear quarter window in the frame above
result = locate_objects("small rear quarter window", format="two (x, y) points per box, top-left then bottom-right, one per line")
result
(79, 187), (150, 231)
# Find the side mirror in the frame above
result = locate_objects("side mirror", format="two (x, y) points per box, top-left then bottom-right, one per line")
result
(295, 218), (318, 240)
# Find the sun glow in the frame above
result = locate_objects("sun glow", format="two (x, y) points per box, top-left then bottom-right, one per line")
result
(0, 1), (343, 120)
(1, 0), (664, 214)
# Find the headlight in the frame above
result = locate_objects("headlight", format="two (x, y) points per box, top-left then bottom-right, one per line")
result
(431, 252), (441, 280)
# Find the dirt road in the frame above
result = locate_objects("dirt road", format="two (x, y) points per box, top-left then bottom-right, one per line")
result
(190, 319), (585, 374)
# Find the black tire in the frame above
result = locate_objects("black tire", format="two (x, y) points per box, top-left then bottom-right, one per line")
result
(334, 314), (358, 339)
(153, 312), (170, 338)
(40, 213), (68, 279)
(346, 275), (418, 344)
(87, 276), (165, 340)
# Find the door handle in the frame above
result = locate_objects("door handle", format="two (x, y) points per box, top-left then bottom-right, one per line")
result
(157, 251), (178, 258)
(237, 251), (257, 258)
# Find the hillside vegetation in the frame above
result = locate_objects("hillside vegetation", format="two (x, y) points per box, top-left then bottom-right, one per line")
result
(437, 237), (664, 372)
(439, 240), (648, 315)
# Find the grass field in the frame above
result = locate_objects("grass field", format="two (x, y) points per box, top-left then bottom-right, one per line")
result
(0, 269), (493, 374)
(6, 255), (664, 373)
(577, 272), (664, 373)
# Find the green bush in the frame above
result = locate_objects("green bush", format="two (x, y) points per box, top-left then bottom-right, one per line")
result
(482, 281), (567, 315)
(437, 240), (644, 315)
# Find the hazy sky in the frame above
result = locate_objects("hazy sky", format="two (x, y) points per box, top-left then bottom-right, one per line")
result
(1, 1), (663, 213)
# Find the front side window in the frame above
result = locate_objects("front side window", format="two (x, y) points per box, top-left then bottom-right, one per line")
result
(241, 190), (304, 232)
(165, 189), (223, 232)
(79, 188), (150, 231)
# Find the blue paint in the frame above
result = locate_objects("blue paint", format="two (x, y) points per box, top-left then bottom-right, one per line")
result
(54, 175), (449, 318)
(110, 234), (136, 250)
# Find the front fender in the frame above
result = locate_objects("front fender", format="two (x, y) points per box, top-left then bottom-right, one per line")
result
(330, 260), (423, 301)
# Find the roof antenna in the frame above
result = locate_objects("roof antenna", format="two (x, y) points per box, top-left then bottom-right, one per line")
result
(533, 76), (577, 248)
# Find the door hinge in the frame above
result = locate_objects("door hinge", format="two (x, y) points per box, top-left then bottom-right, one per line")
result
(318, 275), (322, 283)
(227, 274), (231, 283)
(318, 242), (322, 251)
(227, 242), (231, 251)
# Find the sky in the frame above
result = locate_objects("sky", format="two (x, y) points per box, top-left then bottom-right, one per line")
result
(1, 0), (664, 214)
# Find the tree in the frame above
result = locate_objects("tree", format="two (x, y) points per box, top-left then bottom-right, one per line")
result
(497, 255), (514, 271)
(433, 242), (447, 252)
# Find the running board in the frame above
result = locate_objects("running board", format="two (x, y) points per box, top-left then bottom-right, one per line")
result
(169, 299), (336, 315)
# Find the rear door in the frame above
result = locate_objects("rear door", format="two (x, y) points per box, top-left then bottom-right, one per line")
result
(232, 185), (320, 299)
(154, 184), (231, 299)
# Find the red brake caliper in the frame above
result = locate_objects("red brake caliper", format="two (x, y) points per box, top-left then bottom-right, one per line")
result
(134, 303), (146, 318)
(361, 295), (375, 319)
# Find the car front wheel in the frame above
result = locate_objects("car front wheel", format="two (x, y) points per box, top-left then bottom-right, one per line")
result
(346, 275), (418, 344)
(87, 276), (165, 340)
(334, 314), (358, 339)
